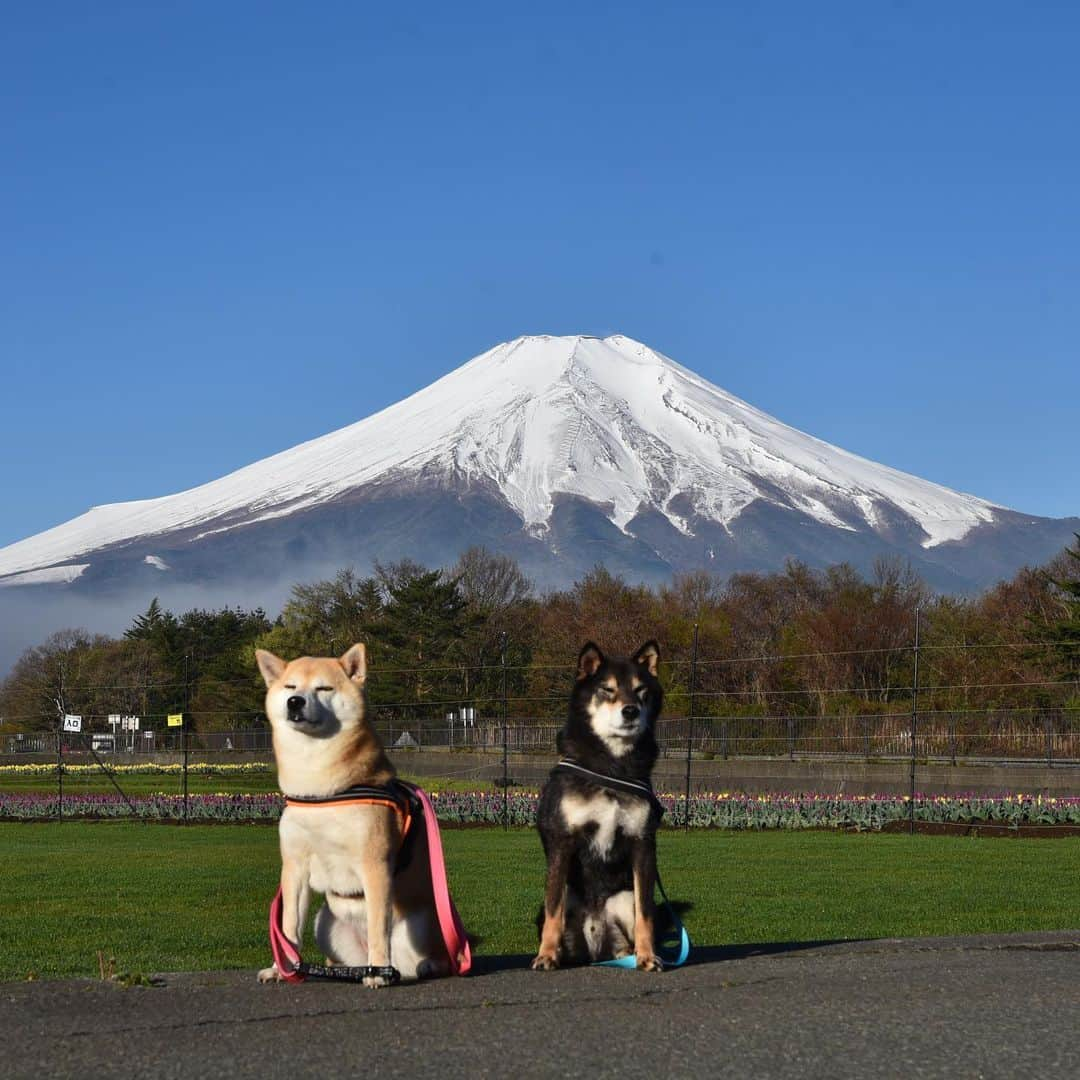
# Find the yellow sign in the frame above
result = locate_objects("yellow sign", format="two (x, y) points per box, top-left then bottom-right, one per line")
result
(167, 713), (184, 728)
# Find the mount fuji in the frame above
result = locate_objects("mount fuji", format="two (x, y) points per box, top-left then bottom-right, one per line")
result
(1, 334), (1075, 596)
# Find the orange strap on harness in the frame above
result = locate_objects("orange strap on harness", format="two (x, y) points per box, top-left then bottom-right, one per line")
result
(284, 782), (413, 843)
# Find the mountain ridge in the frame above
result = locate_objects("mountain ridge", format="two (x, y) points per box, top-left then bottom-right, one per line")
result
(0, 334), (1074, 594)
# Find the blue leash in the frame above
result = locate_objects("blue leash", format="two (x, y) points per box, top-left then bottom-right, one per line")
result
(594, 874), (691, 968)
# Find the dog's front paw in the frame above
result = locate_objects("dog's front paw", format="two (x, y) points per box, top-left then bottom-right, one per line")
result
(530, 951), (560, 971)
(257, 964), (284, 983)
(362, 972), (393, 989)
(636, 953), (664, 973)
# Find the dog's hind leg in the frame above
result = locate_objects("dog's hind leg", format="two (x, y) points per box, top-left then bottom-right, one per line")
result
(582, 907), (608, 962)
(315, 900), (369, 967)
(390, 908), (448, 981)
(603, 890), (636, 959)
(557, 888), (591, 965)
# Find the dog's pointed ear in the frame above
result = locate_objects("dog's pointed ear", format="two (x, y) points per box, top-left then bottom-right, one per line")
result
(340, 643), (367, 684)
(633, 640), (660, 677)
(576, 642), (604, 681)
(255, 649), (286, 687)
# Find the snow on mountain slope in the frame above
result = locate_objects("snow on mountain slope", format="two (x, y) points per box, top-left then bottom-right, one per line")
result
(0, 334), (1002, 580)
(0, 563), (89, 587)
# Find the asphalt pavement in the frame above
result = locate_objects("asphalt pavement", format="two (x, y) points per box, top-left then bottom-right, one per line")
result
(3, 931), (1077, 1080)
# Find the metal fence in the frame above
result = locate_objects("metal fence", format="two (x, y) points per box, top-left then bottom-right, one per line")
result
(4, 619), (1078, 828)
(7, 707), (1079, 766)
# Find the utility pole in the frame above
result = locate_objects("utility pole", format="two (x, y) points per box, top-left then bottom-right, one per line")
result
(684, 623), (699, 831)
(56, 658), (66, 822)
(501, 633), (509, 831)
(183, 652), (191, 822)
(909, 607), (921, 836)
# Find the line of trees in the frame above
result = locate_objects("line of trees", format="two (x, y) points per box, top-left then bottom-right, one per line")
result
(1, 539), (1078, 735)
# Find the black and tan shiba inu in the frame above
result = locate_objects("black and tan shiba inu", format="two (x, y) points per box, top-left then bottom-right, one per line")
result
(532, 640), (666, 972)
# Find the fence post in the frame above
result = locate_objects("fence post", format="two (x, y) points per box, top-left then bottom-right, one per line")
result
(863, 716), (870, 761)
(909, 606), (921, 836)
(1045, 714), (1054, 768)
(501, 632), (509, 831)
(683, 623), (699, 831)
(949, 716), (957, 768)
(787, 718), (795, 761)
(56, 725), (63, 822)
(183, 652), (191, 823)
(56, 659), (65, 823)
(721, 720), (728, 761)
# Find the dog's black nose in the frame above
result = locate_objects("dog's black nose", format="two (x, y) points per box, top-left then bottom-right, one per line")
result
(621, 704), (640, 721)
(286, 695), (306, 713)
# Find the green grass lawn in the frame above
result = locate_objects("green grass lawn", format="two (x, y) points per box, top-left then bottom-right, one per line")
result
(0, 822), (1076, 982)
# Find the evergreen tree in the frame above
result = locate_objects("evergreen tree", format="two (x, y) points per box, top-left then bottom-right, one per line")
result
(374, 565), (475, 711)
(176, 607), (273, 729)
(124, 597), (180, 653)
(125, 597), (165, 638)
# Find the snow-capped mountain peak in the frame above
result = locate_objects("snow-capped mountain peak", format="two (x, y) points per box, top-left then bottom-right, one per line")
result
(0, 334), (1031, 589)
(372, 332), (999, 543)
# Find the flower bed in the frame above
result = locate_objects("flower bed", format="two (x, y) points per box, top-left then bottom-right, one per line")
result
(1, 788), (1077, 829)
(0, 792), (283, 822)
(0, 762), (274, 778)
(681, 791), (1080, 830)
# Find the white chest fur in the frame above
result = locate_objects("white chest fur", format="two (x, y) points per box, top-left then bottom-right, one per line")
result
(279, 804), (390, 898)
(560, 790), (651, 859)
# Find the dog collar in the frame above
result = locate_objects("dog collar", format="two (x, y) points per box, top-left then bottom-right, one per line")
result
(551, 759), (665, 818)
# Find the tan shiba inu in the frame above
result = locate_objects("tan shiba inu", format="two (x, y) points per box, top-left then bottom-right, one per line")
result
(256, 644), (449, 986)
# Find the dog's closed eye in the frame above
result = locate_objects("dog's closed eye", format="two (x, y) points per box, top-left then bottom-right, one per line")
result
(284, 684), (297, 690)
(315, 686), (334, 693)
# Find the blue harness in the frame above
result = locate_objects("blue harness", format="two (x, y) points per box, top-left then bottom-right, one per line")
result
(551, 759), (692, 969)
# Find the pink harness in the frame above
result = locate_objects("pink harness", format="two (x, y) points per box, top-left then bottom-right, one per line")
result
(268, 781), (471, 982)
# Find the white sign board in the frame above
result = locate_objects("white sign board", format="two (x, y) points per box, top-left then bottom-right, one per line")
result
(62, 714), (82, 733)
(108, 714), (121, 728)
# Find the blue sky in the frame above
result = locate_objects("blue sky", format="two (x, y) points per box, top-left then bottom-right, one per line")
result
(2, 1), (1077, 548)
